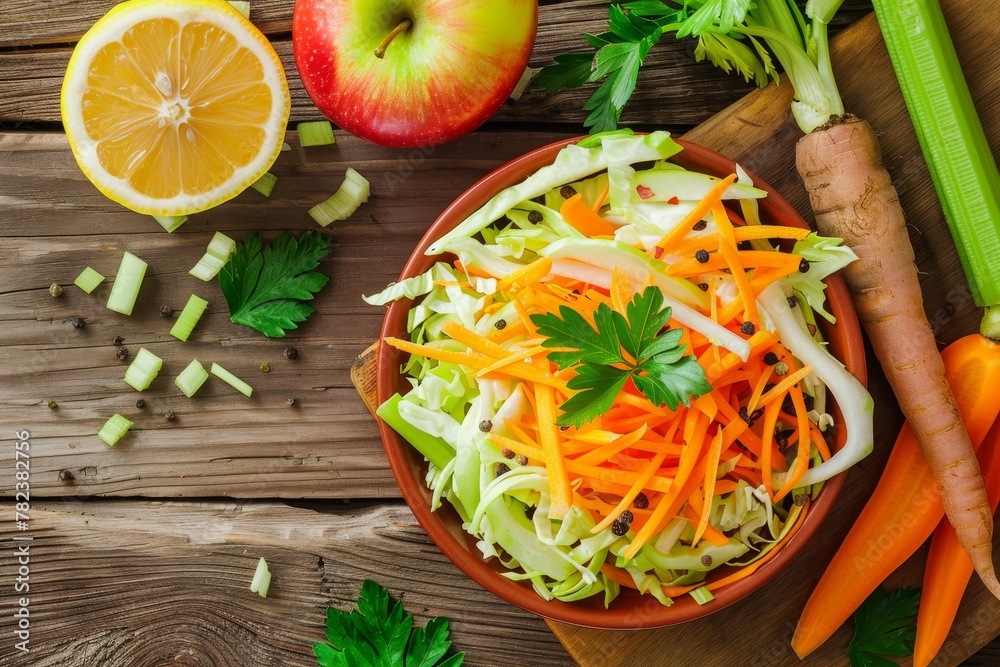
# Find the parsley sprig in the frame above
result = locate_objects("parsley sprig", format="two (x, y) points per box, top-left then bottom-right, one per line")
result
(219, 230), (331, 338)
(532, 0), (784, 133)
(530, 286), (711, 427)
(313, 580), (464, 667)
(847, 586), (921, 667)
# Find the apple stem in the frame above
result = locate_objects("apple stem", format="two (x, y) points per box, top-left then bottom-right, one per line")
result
(374, 19), (412, 59)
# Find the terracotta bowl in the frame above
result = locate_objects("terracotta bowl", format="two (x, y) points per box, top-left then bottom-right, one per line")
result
(376, 137), (866, 629)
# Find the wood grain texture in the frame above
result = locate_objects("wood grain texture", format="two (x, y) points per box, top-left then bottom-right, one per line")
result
(0, 1), (871, 128)
(0, 500), (572, 666)
(0, 130), (575, 499)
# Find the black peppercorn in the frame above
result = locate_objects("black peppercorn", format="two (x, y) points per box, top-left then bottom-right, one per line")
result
(527, 210), (544, 224)
(787, 295), (798, 308)
(116, 346), (129, 362)
(501, 448), (515, 459)
(478, 419), (493, 433)
(698, 283), (709, 292)
(692, 220), (708, 231)
(159, 305), (174, 317)
(633, 492), (649, 509)
(560, 185), (577, 199)
(559, 425), (569, 431)
(611, 520), (629, 536)
(798, 258), (810, 273)
(135, 398), (145, 408)
(494, 319), (507, 330)
(516, 455), (528, 466)
(695, 249), (710, 263)
(763, 352), (779, 365)
(525, 505), (536, 520)
(113, 335), (125, 346)
(619, 510), (634, 525)
(739, 406), (754, 426)
(283, 347), (298, 360)
(71, 317), (86, 329)
(740, 321), (755, 335)
(793, 493), (810, 506)
(287, 398), (297, 407)
(58, 469), (74, 482)
(164, 410), (176, 422)
(49, 283), (63, 298)
(700, 554), (713, 567)
(496, 463), (511, 477)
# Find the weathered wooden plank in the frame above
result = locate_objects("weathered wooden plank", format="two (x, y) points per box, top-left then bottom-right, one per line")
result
(0, 130), (574, 499)
(0, 500), (572, 666)
(0, 1), (873, 127)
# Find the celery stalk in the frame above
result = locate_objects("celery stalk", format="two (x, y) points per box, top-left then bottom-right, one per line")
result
(250, 172), (277, 197)
(170, 294), (209, 342)
(249, 557), (271, 597)
(297, 121), (336, 147)
(190, 232), (236, 281)
(689, 586), (716, 605)
(152, 215), (188, 233)
(73, 267), (105, 293)
(870, 0), (1000, 314)
(175, 359), (209, 398)
(308, 168), (370, 226)
(98, 413), (133, 446)
(107, 252), (147, 316)
(211, 363), (253, 397)
(376, 393), (455, 470)
(124, 347), (163, 391)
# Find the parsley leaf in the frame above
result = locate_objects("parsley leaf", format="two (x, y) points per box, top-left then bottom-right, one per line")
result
(313, 580), (464, 667)
(219, 230), (331, 338)
(847, 586), (921, 667)
(531, 286), (711, 426)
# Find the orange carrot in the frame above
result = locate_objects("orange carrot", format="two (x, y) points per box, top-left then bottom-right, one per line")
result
(560, 193), (616, 236)
(792, 334), (1000, 658)
(798, 118), (999, 598)
(654, 173), (738, 252)
(535, 383), (573, 519)
(914, 415), (1000, 667)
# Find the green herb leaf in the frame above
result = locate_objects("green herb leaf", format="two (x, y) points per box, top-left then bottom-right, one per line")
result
(533, 286), (711, 426)
(847, 586), (921, 667)
(676, 0), (755, 39)
(531, 52), (595, 93)
(219, 230), (331, 338)
(313, 580), (463, 667)
(531, 305), (624, 369)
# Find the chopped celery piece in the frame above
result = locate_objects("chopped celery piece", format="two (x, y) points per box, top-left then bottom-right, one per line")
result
(250, 172), (277, 197)
(689, 586), (715, 605)
(175, 359), (209, 398)
(189, 232), (236, 281)
(170, 294), (209, 342)
(297, 120), (336, 147)
(228, 0), (250, 18)
(152, 215), (188, 232)
(106, 251), (147, 316)
(871, 0), (1000, 308)
(98, 413), (133, 447)
(124, 347), (163, 391)
(308, 168), (370, 226)
(249, 557), (271, 597)
(211, 363), (253, 397)
(73, 267), (105, 293)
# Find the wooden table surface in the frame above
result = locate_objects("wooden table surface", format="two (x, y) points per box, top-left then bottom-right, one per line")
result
(1, 1), (998, 665)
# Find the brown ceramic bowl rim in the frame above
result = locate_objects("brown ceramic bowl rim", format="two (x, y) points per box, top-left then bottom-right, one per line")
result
(376, 136), (867, 629)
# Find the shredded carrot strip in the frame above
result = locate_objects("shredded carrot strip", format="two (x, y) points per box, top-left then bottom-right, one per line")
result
(811, 425), (832, 461)
(593, 181), (611, 211)
(592, 452), (668, 533)
(718, 237), (759, 325)
(683, 494), (729, 547)
(666, 249), (800, 277)
(452, 259), (492, 279)
(487, 318), (527, 342)
(654, 173), (738, 252)
(475, 344), (569, 377)
(693, 430), (725, 545)
(535, 384), (572, 519)
(383, 337), (489, 368)
(601, 564), (639, 590)
(774, 385), (813, 502)
(760, 398), (783, 496)
(712, 202), (736, 247)
(756, 365), (814, 408)
(441, 320), (507, 358)
(487, 433), (545, 461)
(610, 267), (632, 315)
(732, 225), (811, 242)
(495, 257), (553, 294)
(746, 364), (776, 413)
(561, 194), (617, 236)
(574, 426), (649, 466)
(512, 298), (538, 337)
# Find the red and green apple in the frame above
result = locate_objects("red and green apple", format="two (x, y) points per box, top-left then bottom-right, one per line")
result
(293, 0), (537, 148)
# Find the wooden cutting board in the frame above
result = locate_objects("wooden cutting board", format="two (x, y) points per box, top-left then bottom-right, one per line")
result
(353, 2), (1000, 665)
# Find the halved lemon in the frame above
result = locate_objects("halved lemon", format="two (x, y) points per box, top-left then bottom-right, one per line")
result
(61, 0), (290, 216)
